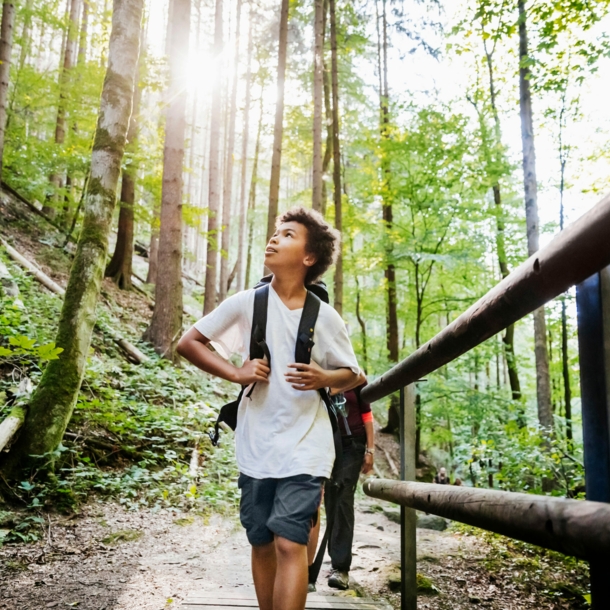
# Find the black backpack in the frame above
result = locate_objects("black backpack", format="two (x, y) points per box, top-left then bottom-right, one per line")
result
(208, 276), (342, 466)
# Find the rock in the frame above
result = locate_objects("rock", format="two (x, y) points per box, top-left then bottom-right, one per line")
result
(387, 569), (401, 591)
(417, 514), (448, 531)
(387, 570), (439, 595)
(382, 509), (448, 530)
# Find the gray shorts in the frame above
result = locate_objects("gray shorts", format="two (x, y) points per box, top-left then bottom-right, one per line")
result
(238, 473), (325, 546)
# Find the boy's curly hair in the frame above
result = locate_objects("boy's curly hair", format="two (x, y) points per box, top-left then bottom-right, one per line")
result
(277, 206), (340, 283)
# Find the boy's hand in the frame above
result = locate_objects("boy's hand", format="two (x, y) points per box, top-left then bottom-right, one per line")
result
(235, 358), (270, 385)
(285, 360), (329, 391)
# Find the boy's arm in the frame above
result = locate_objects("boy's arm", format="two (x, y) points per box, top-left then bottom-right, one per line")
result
(285, 360), (358, 391)
(177, 327), (270, 385)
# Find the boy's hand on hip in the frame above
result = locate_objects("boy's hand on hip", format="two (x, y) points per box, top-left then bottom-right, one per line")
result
(235, 358), (270, 385)
(285, 361), (329, 391)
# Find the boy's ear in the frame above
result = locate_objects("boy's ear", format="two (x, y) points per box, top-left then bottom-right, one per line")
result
(303, 252), (317, 268)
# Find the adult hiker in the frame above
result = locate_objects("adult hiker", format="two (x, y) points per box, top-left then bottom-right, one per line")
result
(177, 206), (360, 610)
(434, 467), (450, 484)
(307, 380), (375, 592)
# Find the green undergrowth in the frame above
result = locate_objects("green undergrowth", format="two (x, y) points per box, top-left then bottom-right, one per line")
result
(453, 523), (590, 607)
(0, 252), (240, 543)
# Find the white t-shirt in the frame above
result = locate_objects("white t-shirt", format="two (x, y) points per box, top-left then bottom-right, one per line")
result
(193, 285), (360, 479)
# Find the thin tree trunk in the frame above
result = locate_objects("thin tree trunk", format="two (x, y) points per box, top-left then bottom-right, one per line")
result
(329, 0), (342, 314)
(203, 0), (223, 314)
(1, 0), (143, 474)
(219, 0), (242, 302)
(559, 147), (572, 445)
(480, 28), (522, 406)
(321, 0), (332, 218)
(146, 205), (160, 283)
(312, 0), (324, 211)
(105, 45), (144, 289)
(17, 0), (33, 72)
(518, 0), (553, 431)
(246, 89), (263, 288)
(236, 4), (253, 292)
(265, 0), (289, 244)
(44, 0), (81, 219)
(0, 1), (15, 179)
(78, 0), (88, 64)
(143, 0), (190, 361)
(376, 0), (399, 434)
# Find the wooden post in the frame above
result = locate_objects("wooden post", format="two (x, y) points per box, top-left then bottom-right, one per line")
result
(399, 386), (417, 610)
(576, 269), (610, 609)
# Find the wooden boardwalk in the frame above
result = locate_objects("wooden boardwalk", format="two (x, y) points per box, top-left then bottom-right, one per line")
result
(182, 592), (393, 610)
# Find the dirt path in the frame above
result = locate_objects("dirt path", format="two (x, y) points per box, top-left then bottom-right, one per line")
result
(0, 489), (585, 610)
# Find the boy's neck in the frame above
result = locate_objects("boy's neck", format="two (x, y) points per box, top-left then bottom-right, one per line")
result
(270, 273), (308, 309)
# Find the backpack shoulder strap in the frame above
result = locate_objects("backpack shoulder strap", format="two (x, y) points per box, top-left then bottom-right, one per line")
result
(250, 284), (271, 364)
(295, 290), (321, 364)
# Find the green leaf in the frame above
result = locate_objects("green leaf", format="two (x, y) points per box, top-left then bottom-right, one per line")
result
(8, 335), (36, 350)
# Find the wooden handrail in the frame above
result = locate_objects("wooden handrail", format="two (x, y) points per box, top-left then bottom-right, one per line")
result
(364, 479), (610, 560)
(362, 192), (610, 404)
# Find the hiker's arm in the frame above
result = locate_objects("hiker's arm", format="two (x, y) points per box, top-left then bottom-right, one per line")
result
(362, 419), (375, 474)
(329, 370), (367, 395)
(285, 360), (358, 392)
(177, 327), (269, 385)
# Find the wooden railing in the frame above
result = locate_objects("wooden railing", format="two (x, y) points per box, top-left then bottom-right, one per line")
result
(360, 193), (610, 610)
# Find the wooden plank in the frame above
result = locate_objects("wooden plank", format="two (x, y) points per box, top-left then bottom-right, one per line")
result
(182, 594), (391, 610)
(184, 600), (382, 610)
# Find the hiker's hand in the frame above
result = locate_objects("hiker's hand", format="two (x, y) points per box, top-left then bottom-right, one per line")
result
(362, 452), (374, 475)
(285, 361), (329, 391)
(235, 358), (270, 385)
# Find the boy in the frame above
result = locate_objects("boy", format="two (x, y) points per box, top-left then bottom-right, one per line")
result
(177, 206), (360, 610)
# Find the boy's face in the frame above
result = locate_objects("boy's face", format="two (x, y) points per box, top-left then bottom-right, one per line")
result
(264, 221), (316, 278)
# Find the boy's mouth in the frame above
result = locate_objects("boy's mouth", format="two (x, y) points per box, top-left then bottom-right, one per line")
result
(265, 247), (278, 254)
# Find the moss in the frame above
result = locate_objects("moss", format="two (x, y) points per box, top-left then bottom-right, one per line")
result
(417, 573), (440, 595)
(101, 529), (143, 545)
(173, 517), (194, 527)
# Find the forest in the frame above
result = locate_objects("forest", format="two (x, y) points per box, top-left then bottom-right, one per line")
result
(0, 0), (609, 608)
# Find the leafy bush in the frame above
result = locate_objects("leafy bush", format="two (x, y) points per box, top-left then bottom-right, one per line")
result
(0, 255), (240, 541)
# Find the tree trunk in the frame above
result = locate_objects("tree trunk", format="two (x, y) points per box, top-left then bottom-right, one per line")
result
(246, 89), (263, 288)
(1, 0), (143, 475)
(329, 0), (342, 315)
(265, 0), (289, 244)
(559, 154), (572, 445)
(143, 0), (190, 361)
(481, 30), (522, 406)
(44, 0), (81, 220)
(104, 89), (141, 289)
(518, 0), (553, 431)
(312, 0), (324, 211)
(321, 3), (332, 219)
(219, 0), (242, 302)
(78, 0), (89, 64)
(17, 0), (33, 72)
(376, 0), (399, 433)
(203, 0), (223, 314)
(105, 8), (144, 290)
(0, 1), (15, 179)
(236, 4), (253, 292)
(146, 205), (160, 283)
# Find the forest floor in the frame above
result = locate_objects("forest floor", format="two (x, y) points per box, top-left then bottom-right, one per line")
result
(0, 488), (591, 610)
(0, 186), (591, 609)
